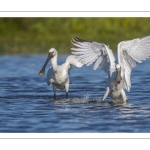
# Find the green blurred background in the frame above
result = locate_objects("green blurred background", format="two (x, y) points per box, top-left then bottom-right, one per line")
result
(0, 17), (150, 55)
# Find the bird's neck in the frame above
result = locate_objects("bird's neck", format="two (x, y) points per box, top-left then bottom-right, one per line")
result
(51, 56), (58, 71)
(116, 69), (122, 81)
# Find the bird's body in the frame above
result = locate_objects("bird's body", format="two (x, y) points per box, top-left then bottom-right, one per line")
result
(71, 35), (150, 102)
(39, 48), (83, 98)
(109, 79), (123, 97)
(47, 65), (69, 88)
(101, 65), (127, 101)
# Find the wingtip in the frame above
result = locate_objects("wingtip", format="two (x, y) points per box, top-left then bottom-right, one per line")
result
(139, 34), (150, 39)
(71, 37), (91, 43)
(71, 37), (76, 44)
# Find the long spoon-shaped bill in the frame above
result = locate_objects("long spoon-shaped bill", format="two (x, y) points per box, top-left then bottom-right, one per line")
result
(38, 53), (52, 76)
(116, 67), (122, 84)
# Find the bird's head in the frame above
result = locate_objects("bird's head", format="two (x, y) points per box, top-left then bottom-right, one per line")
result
(116, 64), (121, 71)
(38, 48), (57, 76)
(49, 48), (57, 58)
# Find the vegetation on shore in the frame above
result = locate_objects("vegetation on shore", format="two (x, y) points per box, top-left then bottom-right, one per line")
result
(0, 18), (150, 55)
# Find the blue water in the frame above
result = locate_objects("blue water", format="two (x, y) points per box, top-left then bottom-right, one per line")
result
(0, 54), (150, 132)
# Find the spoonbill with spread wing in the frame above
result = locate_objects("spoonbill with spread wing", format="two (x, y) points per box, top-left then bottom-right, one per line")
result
(71, 35), (150, 102)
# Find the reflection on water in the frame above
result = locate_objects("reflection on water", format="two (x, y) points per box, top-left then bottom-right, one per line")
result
(0, 55), (150, 132)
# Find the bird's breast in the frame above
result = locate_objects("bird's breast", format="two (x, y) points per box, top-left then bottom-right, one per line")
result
(53, 70), (68, 84)
(109, 89), (122, 100)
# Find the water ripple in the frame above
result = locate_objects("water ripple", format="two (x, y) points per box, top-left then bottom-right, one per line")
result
(0, 55), (150, 132)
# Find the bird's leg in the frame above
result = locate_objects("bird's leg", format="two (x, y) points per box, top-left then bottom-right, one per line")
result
(54, 94), (56, 99)
(65, 79), (69, 99)
(66, 92), (68, 98)
(52, 85), (56, 99)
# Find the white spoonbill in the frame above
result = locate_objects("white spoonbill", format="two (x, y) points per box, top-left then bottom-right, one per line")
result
(71, 35), (150, 102)
(38, 48), (83, 98)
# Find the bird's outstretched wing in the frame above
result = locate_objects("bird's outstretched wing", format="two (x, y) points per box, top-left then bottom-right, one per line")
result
(71, 37), (116, 76)
(65, 55), (83, 69)
(118, 35), (150, 91)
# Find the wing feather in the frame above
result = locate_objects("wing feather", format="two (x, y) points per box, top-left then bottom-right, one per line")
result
(118, 35), (150, 91)
(65, 55), (83, 69)
(93, 56), (103, 70)
(71, 37), (116, 76)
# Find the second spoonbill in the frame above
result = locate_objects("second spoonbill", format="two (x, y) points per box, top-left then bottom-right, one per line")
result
(71, 35), (150, 102)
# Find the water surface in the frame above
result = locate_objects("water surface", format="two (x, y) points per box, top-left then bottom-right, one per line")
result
(0, 54), (150, 132)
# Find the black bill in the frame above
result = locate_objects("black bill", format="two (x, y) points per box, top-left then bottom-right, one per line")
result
(38, 53), (52, 76)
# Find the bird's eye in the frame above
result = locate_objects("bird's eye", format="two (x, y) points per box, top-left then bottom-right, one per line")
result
(50, 51), (55, 57)
(50, 51), (54, 55)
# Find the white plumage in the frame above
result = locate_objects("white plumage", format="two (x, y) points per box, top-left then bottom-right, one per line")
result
(38, 48), (83, 98)
(71, 35), (150, 102)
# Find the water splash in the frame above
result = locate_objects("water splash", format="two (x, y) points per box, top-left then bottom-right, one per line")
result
(53, 93), (90, 104)
(71, 92), (90, 104)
